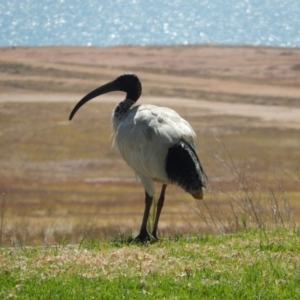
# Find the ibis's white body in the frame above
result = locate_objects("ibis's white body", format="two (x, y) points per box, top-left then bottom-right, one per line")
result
(69, 73), (205, 239)
(112, 103), (197, 197)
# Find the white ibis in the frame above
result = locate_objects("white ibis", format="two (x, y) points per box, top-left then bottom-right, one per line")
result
(69, 74), (206, 241)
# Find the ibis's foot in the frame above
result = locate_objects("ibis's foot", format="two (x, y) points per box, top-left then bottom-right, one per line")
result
(134, 229), (153, 243)
(151, 232), (159, 241)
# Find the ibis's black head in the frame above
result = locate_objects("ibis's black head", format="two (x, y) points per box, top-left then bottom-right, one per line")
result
(69, 73), (142, 120)
(114, 73), (142, 101)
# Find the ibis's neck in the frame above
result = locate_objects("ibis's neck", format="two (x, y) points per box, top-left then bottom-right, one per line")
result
(114, 98), (135, 119)
(112, 98), (135, 130)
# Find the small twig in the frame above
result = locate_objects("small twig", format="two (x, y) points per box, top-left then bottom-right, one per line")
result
(0, 193), (6, 246)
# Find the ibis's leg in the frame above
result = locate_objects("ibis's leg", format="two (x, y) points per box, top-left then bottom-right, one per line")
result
(135, 191), (153, 241)
(151, 184), (167, 240)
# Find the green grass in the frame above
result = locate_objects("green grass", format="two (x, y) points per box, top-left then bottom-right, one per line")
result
(1, 228), (300, 299)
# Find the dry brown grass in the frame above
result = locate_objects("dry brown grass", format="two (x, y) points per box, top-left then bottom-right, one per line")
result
(0, 45), (299, 246)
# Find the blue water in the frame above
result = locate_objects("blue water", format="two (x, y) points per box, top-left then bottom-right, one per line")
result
(1, 0), (299, 47)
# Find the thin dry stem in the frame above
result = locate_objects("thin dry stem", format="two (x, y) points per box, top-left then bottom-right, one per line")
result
(191, 138), (294, 233)
(0, 193), (6, 246)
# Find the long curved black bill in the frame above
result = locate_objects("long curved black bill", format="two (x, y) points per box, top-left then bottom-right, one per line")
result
(69, 81), (117, 120)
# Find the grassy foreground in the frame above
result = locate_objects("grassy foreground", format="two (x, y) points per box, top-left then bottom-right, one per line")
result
(1, 228), (300, 299)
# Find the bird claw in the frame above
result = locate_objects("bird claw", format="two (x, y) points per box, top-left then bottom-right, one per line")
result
(134, 230), (157, 243)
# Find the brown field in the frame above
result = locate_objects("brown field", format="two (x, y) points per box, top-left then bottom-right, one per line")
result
(0, 45), (299, 246)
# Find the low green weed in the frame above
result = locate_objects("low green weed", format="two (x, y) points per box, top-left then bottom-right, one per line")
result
(1, 228), (299, 299)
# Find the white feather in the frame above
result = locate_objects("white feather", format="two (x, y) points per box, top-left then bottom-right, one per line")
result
(112, 104), (197, 196)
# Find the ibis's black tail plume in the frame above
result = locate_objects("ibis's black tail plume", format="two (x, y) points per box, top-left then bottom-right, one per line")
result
(166, 139), (206, 199)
